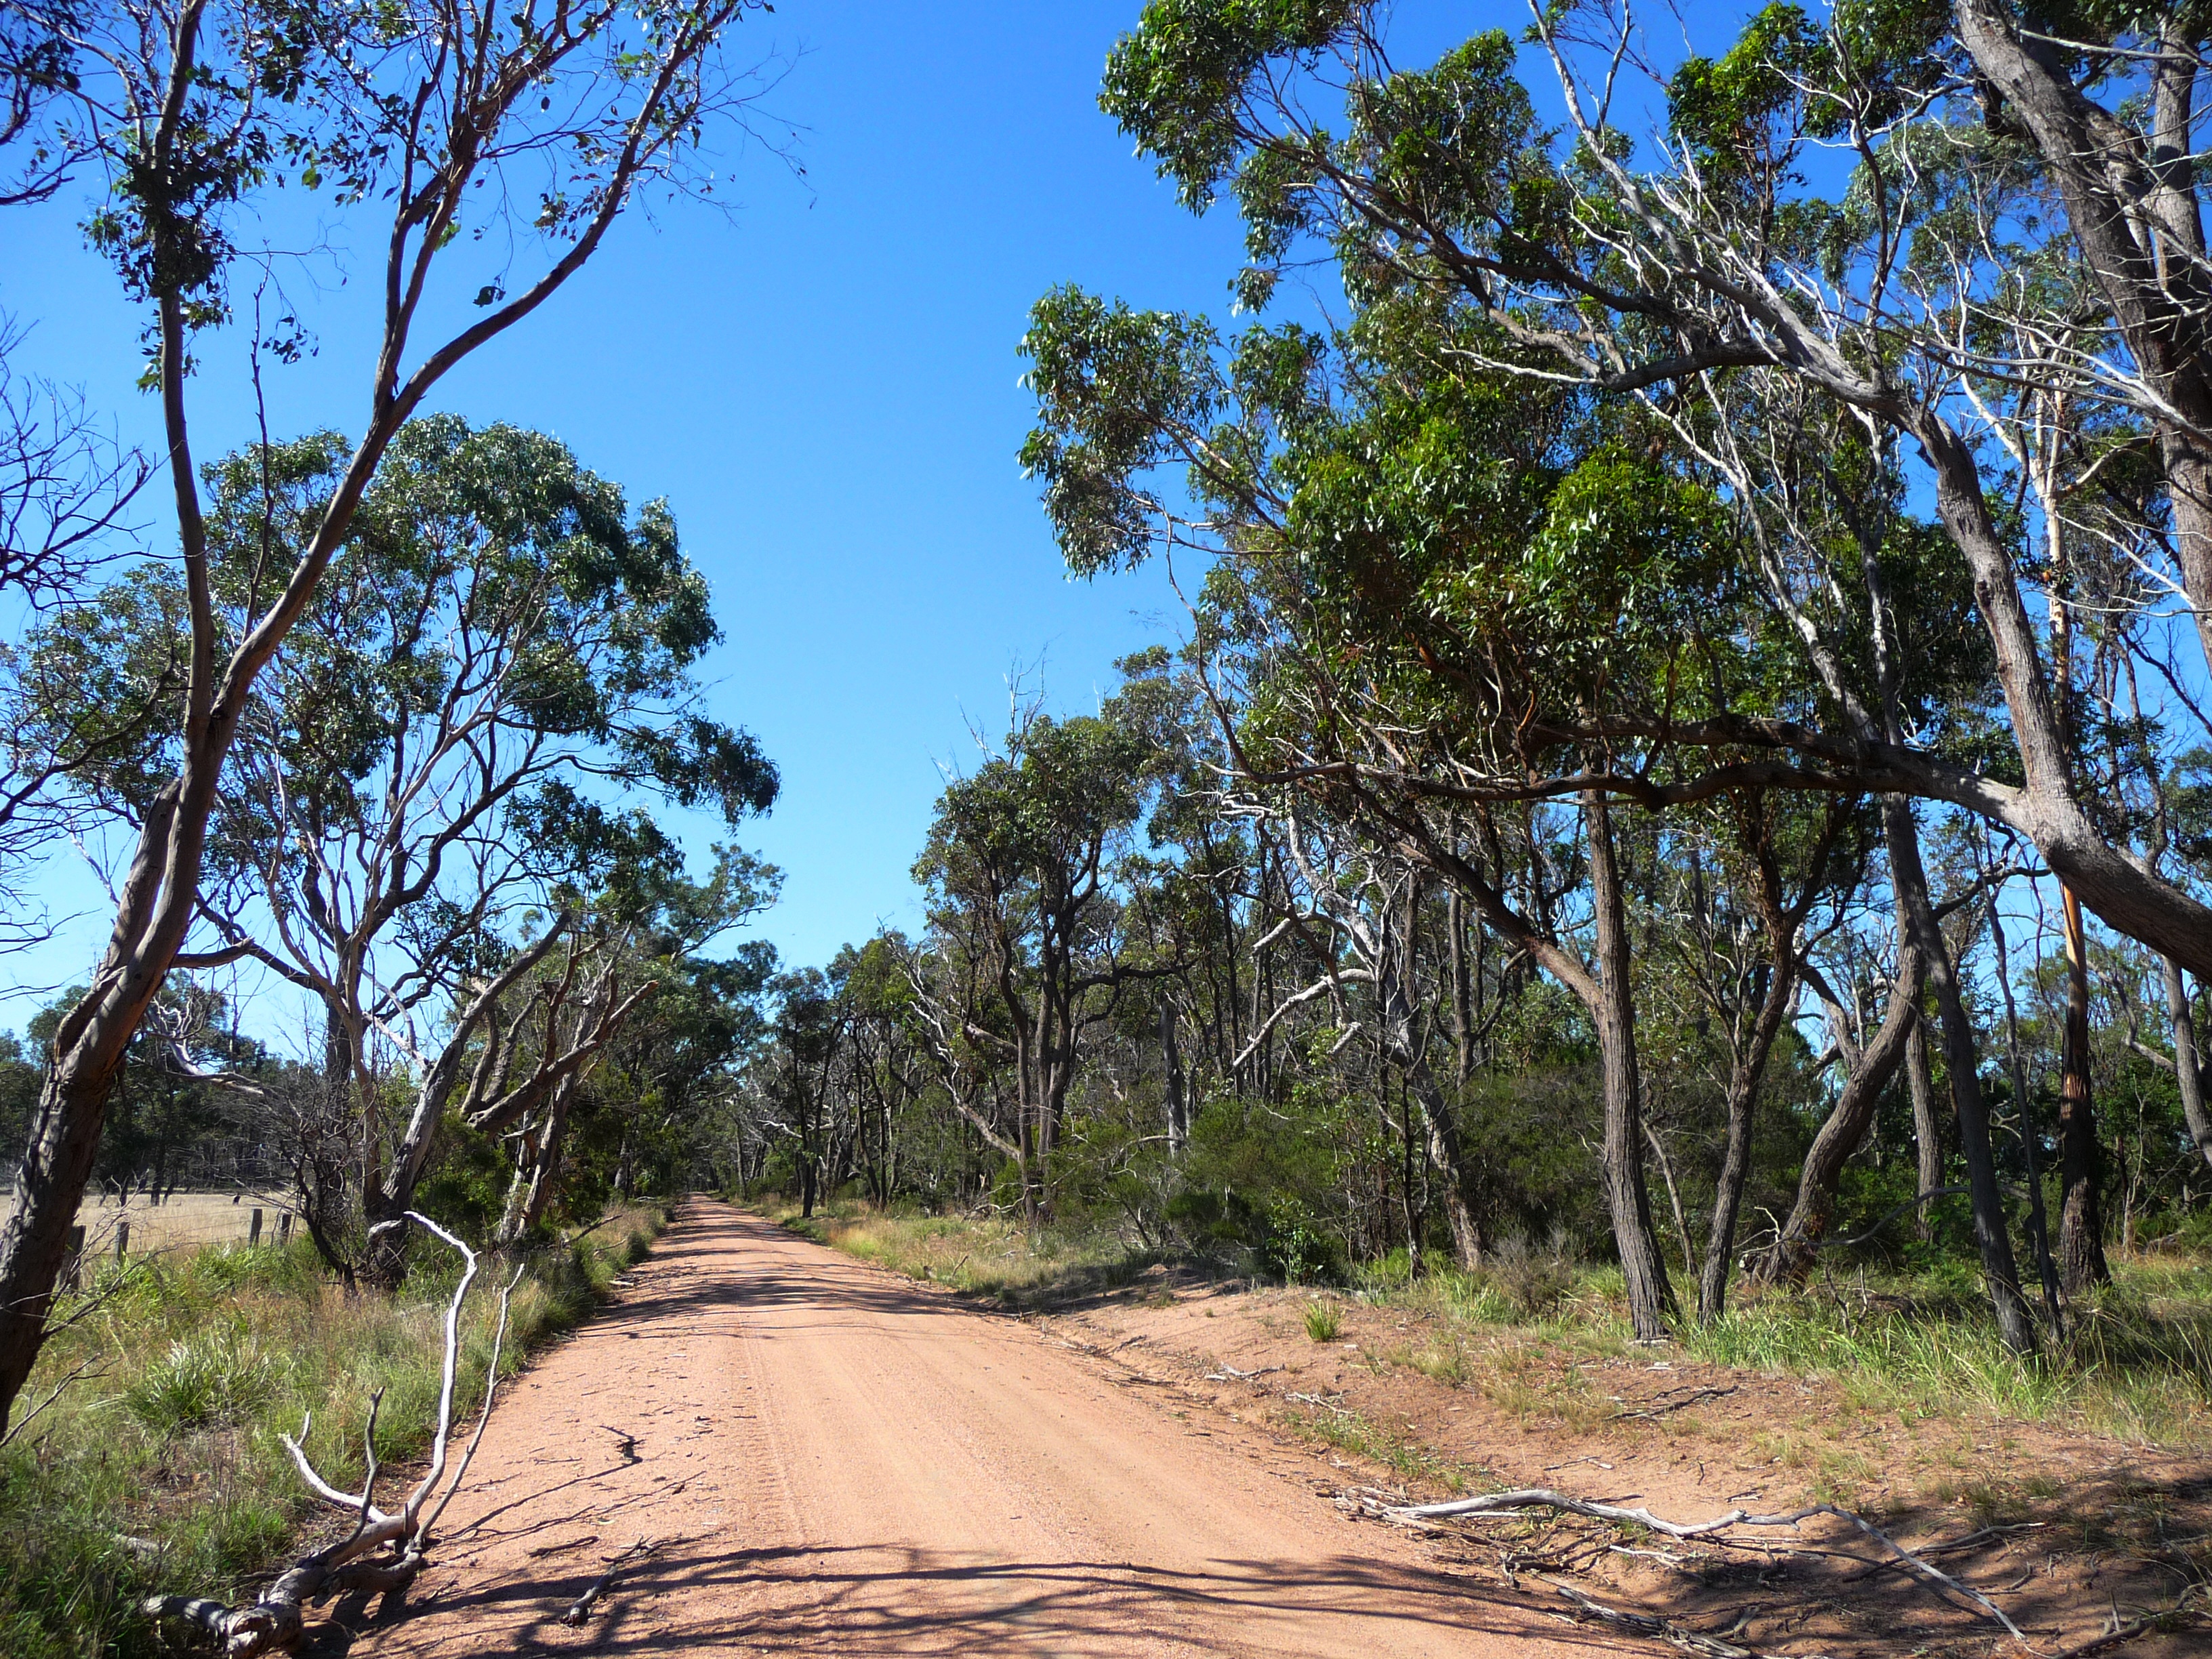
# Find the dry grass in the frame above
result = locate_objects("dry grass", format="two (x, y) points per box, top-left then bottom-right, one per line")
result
(769, 1197), (1160, 1309)
(62, 1191), (297, 1260)
(0, 1204), (666, 1659)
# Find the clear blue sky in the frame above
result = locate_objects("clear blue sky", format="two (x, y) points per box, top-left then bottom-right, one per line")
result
(0, 2), (1519, 1025)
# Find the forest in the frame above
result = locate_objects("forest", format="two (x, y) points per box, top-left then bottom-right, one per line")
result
(729, 0), (2212, 1361)
(2, 1), (2212, 1652)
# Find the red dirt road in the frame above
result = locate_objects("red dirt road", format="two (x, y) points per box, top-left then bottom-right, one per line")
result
(356, 1202), (1603, 1656)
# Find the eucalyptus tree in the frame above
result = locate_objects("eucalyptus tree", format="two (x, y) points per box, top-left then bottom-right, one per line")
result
(222, 417), (772, 1264)
(577, 854), (779, 1208)
(1020, 281), (1807, 1333)
(911, 684), (1179, 1224)
(0, 0), (789, 1428)
(0, 349), (157, 947)
(26, 417), (777, 1277)
(1065, 0), (2171, 1345)
(1658, 792), (1862, 1322)
(1235, 800), (1490, 1269)
(1087, 0), (2212, 983)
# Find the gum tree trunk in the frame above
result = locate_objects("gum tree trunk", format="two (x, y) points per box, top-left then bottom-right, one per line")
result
(1585, 792), (1677, 1339)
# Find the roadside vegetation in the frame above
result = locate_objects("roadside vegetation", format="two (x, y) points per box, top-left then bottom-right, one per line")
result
(0, 1208), (663, 1659)
(776, 1196), (2212, 1455)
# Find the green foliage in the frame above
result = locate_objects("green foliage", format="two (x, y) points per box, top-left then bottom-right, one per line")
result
(1302, 1299), (1341, 1340)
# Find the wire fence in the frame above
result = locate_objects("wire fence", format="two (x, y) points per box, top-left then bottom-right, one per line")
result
(47, 1193), (304, 1288)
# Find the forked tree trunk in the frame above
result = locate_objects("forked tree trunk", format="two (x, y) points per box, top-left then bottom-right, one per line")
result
(1697, 935), (1799, 1324)
(1889, 802), (2036, 1352)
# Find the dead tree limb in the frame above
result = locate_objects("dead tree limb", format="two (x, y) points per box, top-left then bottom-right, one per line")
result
(1378, 1489), (2025, 1642)
(1541, 1578), (1757, 1658)
(562, 1538), (657, 1626)
(140, 1214), (518, 1656)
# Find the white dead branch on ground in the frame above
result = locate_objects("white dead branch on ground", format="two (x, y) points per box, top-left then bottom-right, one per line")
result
(140, 1214), (523, 1656)
(1357, 1487), (2026, 1643)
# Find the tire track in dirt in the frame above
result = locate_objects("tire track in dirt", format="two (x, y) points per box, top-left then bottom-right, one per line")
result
(347, 1202), (1610, 1656)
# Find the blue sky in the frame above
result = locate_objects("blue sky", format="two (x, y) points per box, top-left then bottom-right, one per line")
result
(0, 1), (1521, 1029)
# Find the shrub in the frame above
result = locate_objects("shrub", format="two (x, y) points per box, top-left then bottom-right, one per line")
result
(1486, 1233), (1574, 1319)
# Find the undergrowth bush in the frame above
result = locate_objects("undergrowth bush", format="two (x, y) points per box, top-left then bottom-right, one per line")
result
(0, 1203), (665, 1659)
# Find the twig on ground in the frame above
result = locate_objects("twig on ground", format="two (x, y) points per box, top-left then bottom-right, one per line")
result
(1542, 1577), (1759, 1658)
(1205, 1364), (1284, 1381)
(525, 1536), (599, 1559)
(2042, 1588), (2204, 1658)
(561, 1539), (657, 1626)
(1613, 1384), (1738, 1420)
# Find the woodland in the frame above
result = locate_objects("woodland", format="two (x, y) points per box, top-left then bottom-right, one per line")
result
(2, 0), (2212, 1653)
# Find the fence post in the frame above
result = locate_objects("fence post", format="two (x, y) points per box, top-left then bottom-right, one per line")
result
(249, 1208), (264, 1247)
(115, 1218), (129, 1260)
(63, 1225), (84, 1292)
(277, 1211), (293, 1246)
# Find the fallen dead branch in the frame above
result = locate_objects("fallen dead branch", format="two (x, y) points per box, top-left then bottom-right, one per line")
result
(525, 1535), (599, 1559)
(1613, 1384), (1738, 1420)
(1372, 1488), (2026, 1643)
(1542, 1577), (1759, 1658)
(140, 1215), (523, 1656)
(2042, 1589), (2206, 1658)
(561, 1538), (657, 1626)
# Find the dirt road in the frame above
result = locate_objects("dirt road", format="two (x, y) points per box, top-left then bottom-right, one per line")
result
(358, 1202), (1602, 1656)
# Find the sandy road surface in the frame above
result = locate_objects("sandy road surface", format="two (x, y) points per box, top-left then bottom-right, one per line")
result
(356, 1202), (1604, 1657)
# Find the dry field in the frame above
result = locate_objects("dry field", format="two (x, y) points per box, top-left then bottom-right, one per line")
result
(60, 1191), (298, 1261)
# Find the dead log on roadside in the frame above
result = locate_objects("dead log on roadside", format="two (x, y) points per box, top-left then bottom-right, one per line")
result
(1370, 1487), (2025, 1642)
(140, 1214), (523, 1656)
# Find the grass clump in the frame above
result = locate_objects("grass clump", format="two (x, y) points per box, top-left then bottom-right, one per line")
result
(122, 1330), (288, 1434)
(1680, 1260), (2212, 1446)
(0, 1202), (665, 1659)
(1303, 1301), (1342, 1343)
(1275, 1397), (1477, 1493)
(769, 1196), (1160, 1309)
